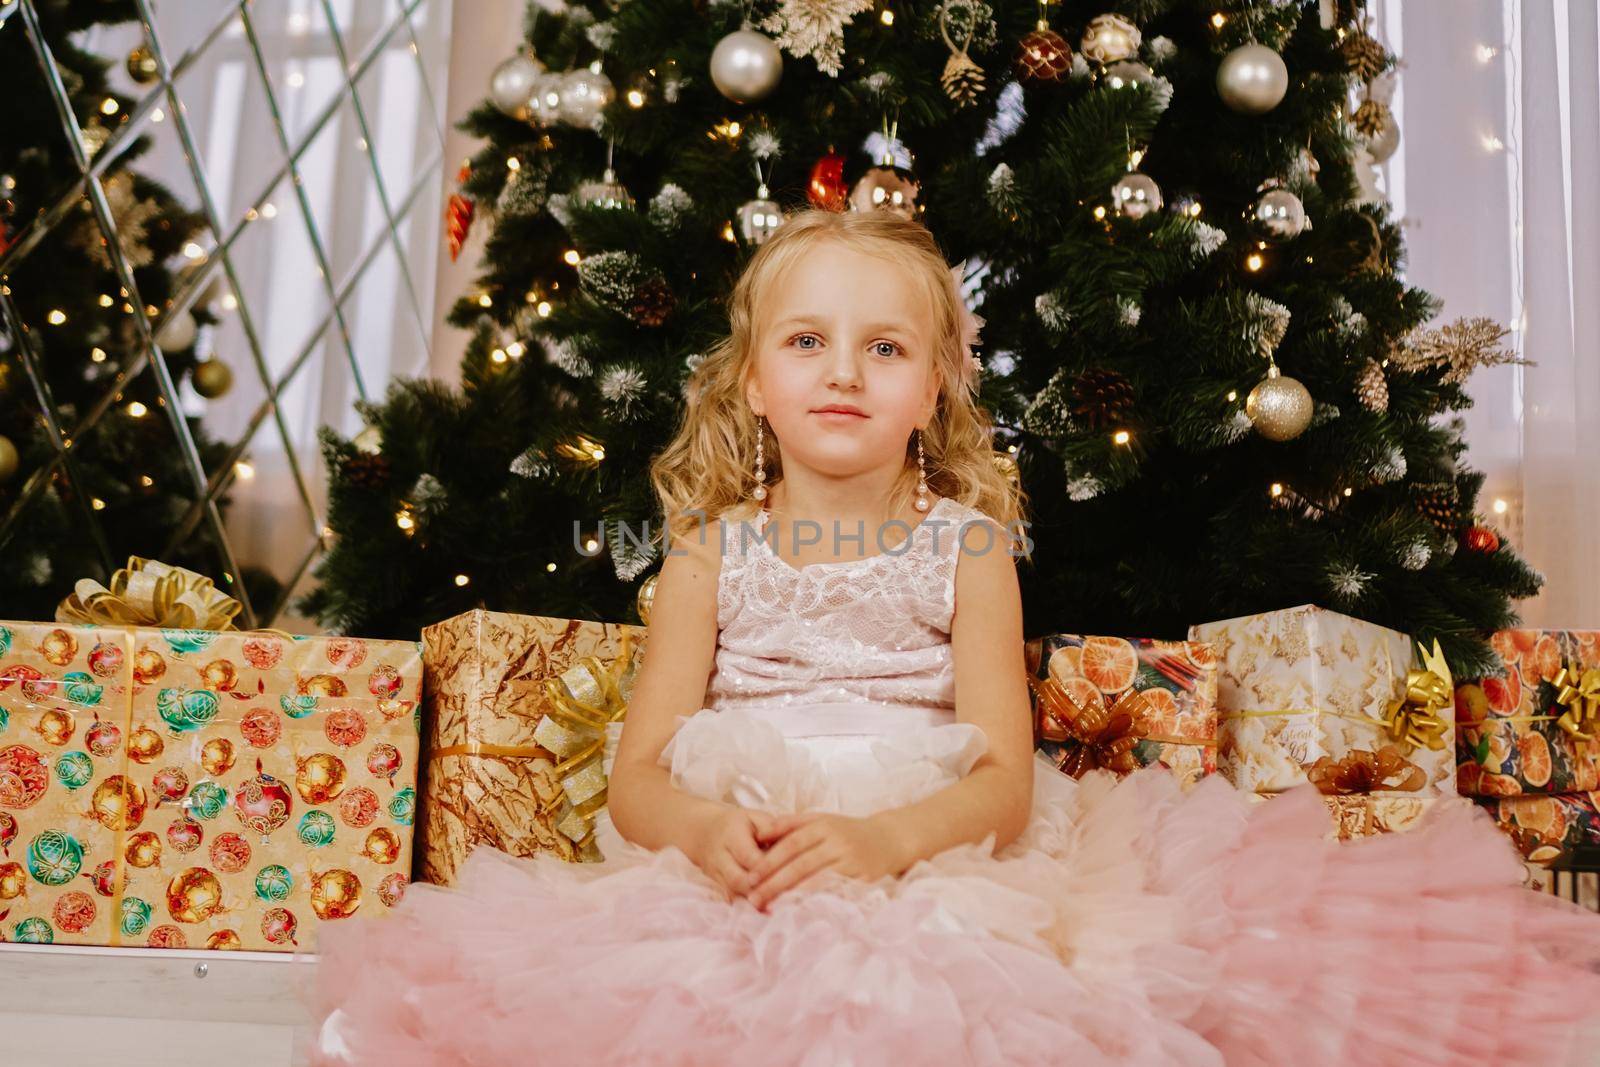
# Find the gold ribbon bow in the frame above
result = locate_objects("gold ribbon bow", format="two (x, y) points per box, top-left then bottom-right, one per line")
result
(56, 556), (242, 631)
(530, 637), (639, 854)
(1553, 661), (1600, 741)
(1029, 674), (1151, 778)
(1380, 639), (1453, 755)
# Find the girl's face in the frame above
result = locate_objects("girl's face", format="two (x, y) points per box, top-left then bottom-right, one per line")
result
(744, 241), (941, 482)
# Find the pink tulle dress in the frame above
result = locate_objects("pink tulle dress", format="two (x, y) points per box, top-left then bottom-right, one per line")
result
(306, 496), (1600, 1066)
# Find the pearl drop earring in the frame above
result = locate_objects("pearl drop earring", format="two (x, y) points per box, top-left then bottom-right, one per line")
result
(915, 429), (930, 512)
(752, 417), (768, 502)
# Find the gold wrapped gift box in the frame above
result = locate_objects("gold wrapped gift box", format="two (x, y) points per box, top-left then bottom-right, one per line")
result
(418, 609), (645, 886)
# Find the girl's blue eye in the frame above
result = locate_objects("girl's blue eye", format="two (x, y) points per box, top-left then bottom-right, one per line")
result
(788, 334), (902, 357)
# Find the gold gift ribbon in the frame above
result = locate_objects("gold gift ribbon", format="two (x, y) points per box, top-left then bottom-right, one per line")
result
(56, 556), (243, 631)
(1379, 639), (1453, 754)
(427, 631), (639, 855)
(1222, 639), (1454, 757)
(1553, 662), (1600, 741)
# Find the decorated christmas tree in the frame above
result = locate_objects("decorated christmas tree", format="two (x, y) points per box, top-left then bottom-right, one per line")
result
(301, 0), (1535, 676)
(1, 2), (250, 620)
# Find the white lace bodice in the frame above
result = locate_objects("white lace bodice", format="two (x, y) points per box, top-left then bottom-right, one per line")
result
(703, 496), (1002, 724)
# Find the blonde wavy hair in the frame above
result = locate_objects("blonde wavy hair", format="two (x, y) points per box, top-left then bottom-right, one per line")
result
(650, 208), (1029, 560)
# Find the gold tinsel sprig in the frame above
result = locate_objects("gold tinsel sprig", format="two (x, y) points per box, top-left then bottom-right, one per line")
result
(1389, 316), (1526, 385)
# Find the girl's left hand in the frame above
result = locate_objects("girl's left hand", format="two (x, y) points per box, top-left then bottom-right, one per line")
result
(744, 812), (904, 911)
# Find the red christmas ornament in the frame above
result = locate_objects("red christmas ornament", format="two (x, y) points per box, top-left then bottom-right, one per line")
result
(52, 890), (96, 934)
(324, 709), (367, 749)
(166, 816), (203, 854)
(446, 163), (476, 262)
(807, 151), (849, 212)
(152, 766), (190, 806)
(261, 906), (298, 946)
(234, 758), (293, 837)
(366, 742), (402, 785)
(339, 786), (380, 828)
(1016, 25), (1074, 83)
(1464, 525), (1501, 553)
(210, 832), (252, 874)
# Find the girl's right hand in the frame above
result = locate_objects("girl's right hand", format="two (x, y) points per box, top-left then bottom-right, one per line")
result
(685, 806), (778, 903)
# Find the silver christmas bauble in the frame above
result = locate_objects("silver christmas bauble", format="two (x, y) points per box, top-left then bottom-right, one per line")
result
(710, 28), (783, 104)
(1217, 43), (1288, 114)
(526, 73), (563, 126)
(1250, 187), (1307, 243)
(155, 308), (197, 351)
(1102, 60), (1154, 89)
(490, 54), (544, 120)
(1080, 14), (1141, 64)
(1246, 366), (1313, 441)
(738, 188), (785, 244)
(849, 165), (921, 220)
(1111, 171), (1163, 220)
(557, 67), (614, 130)
(1364, 112), (1400, 162)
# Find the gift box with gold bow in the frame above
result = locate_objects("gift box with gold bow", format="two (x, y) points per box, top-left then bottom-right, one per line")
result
(0, 561), (423, 951)
(1245, 792), (1470, 841)
(1189, 605), (1456, 796)
(418, 609), (645, 886)
(1454, 630), (1600, 797)
(1023, 634), (1219, 788)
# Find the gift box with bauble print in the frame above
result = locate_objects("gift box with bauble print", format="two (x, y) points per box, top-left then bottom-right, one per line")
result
(0, 617), (421, 951)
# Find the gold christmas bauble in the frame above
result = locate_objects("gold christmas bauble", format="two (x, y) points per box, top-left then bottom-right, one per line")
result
(127, 45), (160, 84)
(0, 434), (17, 484)
(90, 775), (149, 832)
(201, 737), (237, 776)
(128, 725), (165, 763)
(36, 709), (74, 746)
(192, 358), (233, 399)
(206, 929), (243, 950)
(310, 868), (363, 920)
(40, 628), (78, 666)
(636, 572), (658, 626)
(362, 827), (402, 865)
(295, 752), (348, 805)
(0, 861), (26, 899)
(166, 866), (223, 923)
(125, 830), (162, 868)
(1246, 366), (1314, 441)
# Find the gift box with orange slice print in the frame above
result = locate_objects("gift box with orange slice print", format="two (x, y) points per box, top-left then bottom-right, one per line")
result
(1189, 605), (1456, 796)
(1471, 793), (1600, 865)
(1022, 634), (1219, 788)
(0, 619), (422, 951)
(1454, 629), (1600, 797)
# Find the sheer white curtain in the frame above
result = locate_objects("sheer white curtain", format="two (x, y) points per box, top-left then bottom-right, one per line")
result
(1378, 0), (1600, 627)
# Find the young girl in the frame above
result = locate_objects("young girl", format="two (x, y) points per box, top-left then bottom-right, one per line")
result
(308, 210), (1600, 1066)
